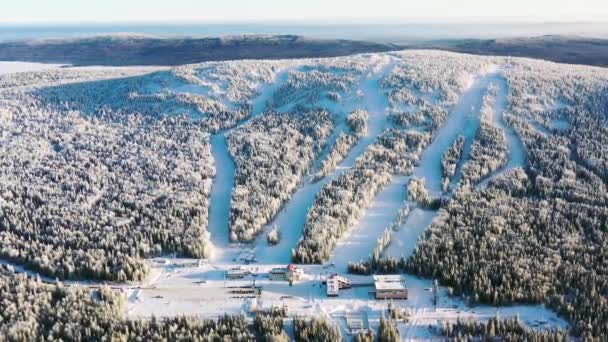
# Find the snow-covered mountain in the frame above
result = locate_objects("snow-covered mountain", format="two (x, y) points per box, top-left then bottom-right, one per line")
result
(0, 50), (607, 339)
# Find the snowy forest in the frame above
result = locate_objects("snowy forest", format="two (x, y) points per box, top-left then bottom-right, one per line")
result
(1, 49), (608, 339)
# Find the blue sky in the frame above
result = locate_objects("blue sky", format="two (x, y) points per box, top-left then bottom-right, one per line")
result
(2, 0), (607, 23)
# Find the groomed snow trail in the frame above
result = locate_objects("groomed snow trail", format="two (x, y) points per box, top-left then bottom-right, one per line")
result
(253, 57), (397, 264)
(207, 67), (293, 261)
(328, 176), (408, 273)
(417, 70), (500, 198)
(477, 73), (526, 189)
(324, 67), (498, 272)
(384, 207), (437, 260)
(384, 69), (501, 260)
(251, 67), (293, 117)
(208, 134), (236, 260)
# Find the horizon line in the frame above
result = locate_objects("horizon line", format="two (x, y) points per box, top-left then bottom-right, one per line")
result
(2, 16), (608, 26)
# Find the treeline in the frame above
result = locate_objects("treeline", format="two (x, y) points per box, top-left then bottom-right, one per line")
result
(36, 71), (214, 121)
(293, 51), (493, 264)
(346, 109), (369, 137)
(0, 265), (123, 341)
(389, 105), (448, 138)
(441, 317), (568, 342)
(457, 87), (507, 190)
(351, 57), (608, 339)
(0, 265), (294, 341)
(228, 110), (332, 241)
(32, 60), (295, 134)
(312, 132), (357, 182)
(572, 118), (608, 182)
(405, 167), (608, 338)
(293, 316), (341, 342)
(396, 65), (608, 337)
(293, 129), (424, 263)
(383, 51), (496, 106)
(313, 109), (369, 181)
(4, 260), (421, 341)
(253, 307), (289, 342)
(173, 60), (293, 131)
(441, 135), (465, 193)
(348, 204), (410, 275)
(173, 60), (288, 106)
(272, 67), (358, 109)
(378, 316), (401, 342)
(407, 177), (432, 207)
(0, 59), (311, 281)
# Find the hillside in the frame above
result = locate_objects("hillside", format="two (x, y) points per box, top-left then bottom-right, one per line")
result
(417, 35), (608, 67)
(0, 35), (399, 66)
(0, 50), (607, 339)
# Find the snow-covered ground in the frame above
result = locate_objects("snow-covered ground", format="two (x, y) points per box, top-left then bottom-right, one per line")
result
(125, 260), (568, 339)
(328, 175), (408, 273)
(477, 74), (526, 189)
(418, 70), (499, 197)
(147, 62), (564, 339)
(0, 61), (65, 75)
(252, 57), (397, 264)
(208, 134), (237, 260)
(206, 65), (298, 262)
(382, 70), (501, 262)
(123, 62), (568, 339)
(252, 66), (294, 116)
(384, 207), (437, 260)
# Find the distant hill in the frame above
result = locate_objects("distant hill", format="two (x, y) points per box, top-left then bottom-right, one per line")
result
(414, 35), (608, 67)
(1, 34), (606, 68)
(0, 35), (400, 66)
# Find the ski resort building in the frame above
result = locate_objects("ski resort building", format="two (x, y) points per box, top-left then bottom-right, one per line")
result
(327, 276), (340, 297)
(226, 267), (249, 280)
(325, 274), (352, 297)
(373, 275), (407, 300)
(269, 264), (302, 282)
(269, 267), (287, 281)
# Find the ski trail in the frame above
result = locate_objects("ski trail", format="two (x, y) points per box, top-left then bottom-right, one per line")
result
(476, 74), (526, 189)
(384, 207), (437, 260)
(251, 67), (294, 117)
(310, 122), (348, 175)
(416, 71), (498, 198)
(328, 176), (409, 273)
(384, 69), (501, 260)
(207, 66), (294, 261)
(253, 57), (398, 264)
(207, 134), (236, 260)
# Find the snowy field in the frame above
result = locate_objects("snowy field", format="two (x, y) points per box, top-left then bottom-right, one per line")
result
(0, 61), (65, 74)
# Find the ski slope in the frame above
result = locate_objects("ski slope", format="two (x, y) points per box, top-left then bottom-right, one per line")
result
(208, 134), (236, 260)
(1, 51), (579, 339)
(384, 70), (502, 260)
(477, 73), (526, 189)
(253, 57), (396, 264)
(328, 175), (408, 272)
